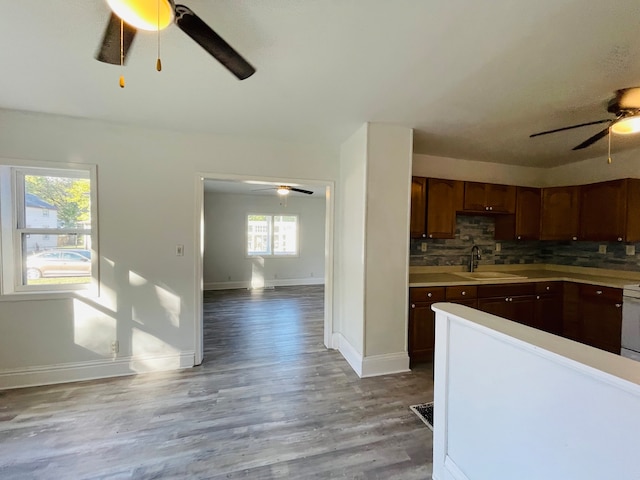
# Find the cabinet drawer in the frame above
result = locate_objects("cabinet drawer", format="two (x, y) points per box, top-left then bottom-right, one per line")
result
(535, 281), (562, 295)
(477, 282), (535, 298)
(410, 287), (445, 303)
(446, 285), (477, 301)
(578, 284), (622, 302)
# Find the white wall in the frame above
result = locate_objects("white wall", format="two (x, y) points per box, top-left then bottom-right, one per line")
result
(203, 191), (325, 289)
(336, 124), (368, 358)
(0, 108), (337, 388)
(413, 148), (640, 187)
(432, 303), (640, 480)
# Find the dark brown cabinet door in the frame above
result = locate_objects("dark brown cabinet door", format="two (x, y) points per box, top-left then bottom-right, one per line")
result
(579, 285), (623, 354)
(410, 177), (427, 238)
(426, 178), (462, 239)
(463, 182), (487, 211)
(534, 294), (563, 334)
(408, 302), (436, 366)
(579, 179), (627, 242)
(486, 184), (516, 213)
(495, 186), (541, 240)
(540, 186), (580, 240)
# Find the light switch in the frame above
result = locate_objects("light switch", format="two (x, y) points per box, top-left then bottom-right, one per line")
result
(176, 244), (184, 256)
(495, 243), (501, 252)
(598, 245), (607, 254)
(627, 245), (636, 256)
(421, 242), (427, 252)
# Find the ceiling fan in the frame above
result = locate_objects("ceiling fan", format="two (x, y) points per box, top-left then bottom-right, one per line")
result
(253, 186), (314, 196)
(96, 0), (255, 80)
(530, 87), (640, 150)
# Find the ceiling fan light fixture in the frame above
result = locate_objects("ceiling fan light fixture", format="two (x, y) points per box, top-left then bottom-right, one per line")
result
(276, 187), (291, 196)
(106, 0), (174, 31)
(611, 115), (640, 135)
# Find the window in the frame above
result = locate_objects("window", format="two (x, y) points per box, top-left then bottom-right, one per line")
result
(247, 214), (298, 256)
(0, 163), (98, 294)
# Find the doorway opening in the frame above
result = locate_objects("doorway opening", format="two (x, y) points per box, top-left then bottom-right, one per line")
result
(194, 173), (335, 364)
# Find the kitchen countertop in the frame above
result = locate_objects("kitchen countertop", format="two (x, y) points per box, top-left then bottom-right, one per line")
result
(409, 264), (640, 289)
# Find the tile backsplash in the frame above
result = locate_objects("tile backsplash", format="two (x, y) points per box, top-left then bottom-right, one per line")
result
(410, 215), (640, 271)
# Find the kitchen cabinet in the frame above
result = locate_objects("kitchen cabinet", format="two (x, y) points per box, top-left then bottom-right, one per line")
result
(410, 177), (427, 238)
(408, 287), (445, 365)
(495, 187), (541, 240)
(540, 186), (580, 241)
(578, 284), (623, 354)
(562, 282), (581, 341)
(410, 177), (462, 239)
(463, 182), (516, 214)
(533, 282), (563, 334)
(446, 285), (478, 309)
(476, 283), (536, 326)
(579, 178), (640, 242)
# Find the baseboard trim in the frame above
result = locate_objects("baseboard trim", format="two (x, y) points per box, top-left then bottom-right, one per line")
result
(204, 278), (324, 291)
(0, 352), (195, 390)
(361, 352), (410, 378)
(336, 333), (364, 377)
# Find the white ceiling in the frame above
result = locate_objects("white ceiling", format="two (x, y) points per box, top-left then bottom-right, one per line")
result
(3, 0), (640, 168)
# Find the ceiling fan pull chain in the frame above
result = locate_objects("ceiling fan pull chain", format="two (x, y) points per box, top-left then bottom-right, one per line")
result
(607, 125), (612, 164)
(156, 0), (162, 72)
(119, 18), (125, 88)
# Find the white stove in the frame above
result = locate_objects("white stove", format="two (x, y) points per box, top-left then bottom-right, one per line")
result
(622, 284), (640, 361)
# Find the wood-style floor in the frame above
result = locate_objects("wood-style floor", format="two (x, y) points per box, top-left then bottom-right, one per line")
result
(0, 286), (434, 479)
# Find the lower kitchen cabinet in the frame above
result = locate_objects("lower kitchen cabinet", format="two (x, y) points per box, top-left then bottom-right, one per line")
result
(578, 284), (623, 354)
(477, 283), (535, 326)
(408, 287), (445, 366)
(533, 282), (563, 334)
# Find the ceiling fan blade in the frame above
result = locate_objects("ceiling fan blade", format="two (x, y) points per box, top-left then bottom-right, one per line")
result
(290, 188), (314, 195)
(96, 13), (137, 65)
(572, 126), (611, 150)
(174, 5), (256, 80)
(529, 119), (611, 138)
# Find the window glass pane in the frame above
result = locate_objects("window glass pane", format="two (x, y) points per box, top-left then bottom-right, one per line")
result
(247, 214), (271, 256)
(24, 174), (91, 229)
(22, 234), (92, 285)
(273, 215), (298, 255)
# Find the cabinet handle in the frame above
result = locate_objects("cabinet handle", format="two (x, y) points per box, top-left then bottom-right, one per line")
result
(517, 236), (521, 240)
(461, 291), (466, 296)
(489, 206), (493, 211)
(616, 303), (622, 308)
(428, 234), (433, 238)
(536, 295), (540, 300)
(411, 304), (415, 309)
(618, 237), (623, 242)
(422, 233), (426, 238)
(427, 292), (432, 298)
(546, 286), (550, 291)
(596, 290), (603, 295)
(572, 236), (577, 241)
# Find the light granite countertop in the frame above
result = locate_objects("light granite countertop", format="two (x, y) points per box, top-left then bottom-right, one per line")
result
(408, 264), (640, 289)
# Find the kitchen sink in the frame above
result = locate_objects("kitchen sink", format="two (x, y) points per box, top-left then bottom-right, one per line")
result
(453, 271), (528, 281)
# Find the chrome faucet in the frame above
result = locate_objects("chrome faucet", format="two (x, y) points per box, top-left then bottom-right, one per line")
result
(469, 245), (481, 272)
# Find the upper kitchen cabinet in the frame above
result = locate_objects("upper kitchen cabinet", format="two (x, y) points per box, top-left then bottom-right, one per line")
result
(410, 177), (463, 239)
(579, 179), (640, 242)
(540, 186), (580, 241)
(495, 187), (541, 240)
(462, 182), (516, 214)
(410, 177), (428, 238)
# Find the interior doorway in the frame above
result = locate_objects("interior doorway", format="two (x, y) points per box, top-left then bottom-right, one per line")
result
(194, 173), (335, 365)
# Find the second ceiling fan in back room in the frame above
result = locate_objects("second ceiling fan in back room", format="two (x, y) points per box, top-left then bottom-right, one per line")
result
(96, 0), (255, 81)
(530, 87), (640, 151)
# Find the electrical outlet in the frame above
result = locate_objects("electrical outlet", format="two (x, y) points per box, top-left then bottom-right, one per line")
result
(627, 245), (636, 256)
(495, 243), (501, 252)
(421, 242), (427, 252)
(175, 244), (184, 256)
(599, 244), (607, 254)
(111, 340), (119, 354)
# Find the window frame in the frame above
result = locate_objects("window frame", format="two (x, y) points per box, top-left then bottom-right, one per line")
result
(0, 161), (99, 297)
(246, 213), (299, 258)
